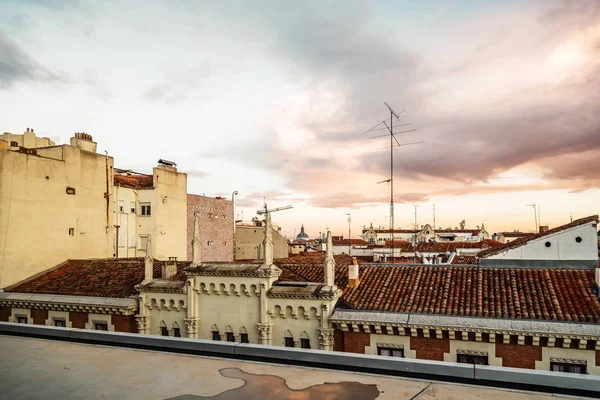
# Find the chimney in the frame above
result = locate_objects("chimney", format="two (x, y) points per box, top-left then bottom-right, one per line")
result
(192, 213), (202, 265)
(143, 235), (153, 284)
(163, 257), (177, 279)
(323, 231), (336, 289)
(348, 257), (360, 288)
(539, 224), (549, 233)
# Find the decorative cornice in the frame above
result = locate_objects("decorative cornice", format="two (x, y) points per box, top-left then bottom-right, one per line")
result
(457, 349), (488, 356)
(550, 357), (587, 365)
(376, 342), (404, 349)
(0, 294), (137, 316)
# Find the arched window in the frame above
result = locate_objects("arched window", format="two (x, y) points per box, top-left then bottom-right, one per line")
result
(225, 325), (235, 342)
(160, 320), (168, 336)
(299, 331), (310, 349)
(172, 322), (181, 338)
(239, 326), (249, 344)
(210, 324), (220, 341)
(283, 330), (294, 348)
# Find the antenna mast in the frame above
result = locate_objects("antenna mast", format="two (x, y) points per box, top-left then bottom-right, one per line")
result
(346, 213), (352, 256)
(363, 101), (420, 263)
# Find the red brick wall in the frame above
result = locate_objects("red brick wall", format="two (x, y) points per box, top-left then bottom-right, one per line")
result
(187, 194), (234, 262)
(0, 307), (10, 322)
(496, 343), (542, 369)
(343, 331), (371, 354)
(410, 336), (450, 361)
(31, 309), (48, 325)
(333, 328), (344, 352)
(69, 311), (88, 329)
(112, 314), (137, 333)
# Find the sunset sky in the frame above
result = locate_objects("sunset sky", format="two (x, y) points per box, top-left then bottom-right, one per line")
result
(1, 0), (599, 239)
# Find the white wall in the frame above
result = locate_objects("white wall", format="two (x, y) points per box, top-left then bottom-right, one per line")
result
(489, 223), (598, 261)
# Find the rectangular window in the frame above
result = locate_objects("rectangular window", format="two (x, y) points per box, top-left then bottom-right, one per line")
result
(284, 337), (295, 348)
(140, 235), (148, 250)
(226, 332), (235, 342)
(212, 331), (221, 341)
(68, 228), (75, 236)
(129, 234), (136, 248)
(240, 333), (249, 343)
(130, 201), (136, 213)
(17, 316), (28, 324)
(173, 328), (181, 338)
(457, 354), (488, 365)
(118, 233), (125, 247)
(140, 203), (151, 216)
(378, 347), (404, 357)
(119, 200), (125, 213)
(161, 327), (169, 336)
(300, 338), (310, 349)
(94, 322), (108, 331)
(54, 319), (66, 327)
(551, 362), (586, 374)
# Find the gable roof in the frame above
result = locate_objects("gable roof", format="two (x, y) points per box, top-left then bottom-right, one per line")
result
(500, 232), (534, 238)
(5, 258), (191, 298)
(276, 262), (600, 323)
(479, 215), (599, 258)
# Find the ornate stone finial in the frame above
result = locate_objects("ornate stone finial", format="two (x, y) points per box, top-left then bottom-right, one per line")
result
(263, 211), (274, 267)
(324, 231), (335, 288)
(143, 235), (153, 284)
(192, 212), (202, 265)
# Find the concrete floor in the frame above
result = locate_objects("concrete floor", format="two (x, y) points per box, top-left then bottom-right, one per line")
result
(0, 335), (582, 399)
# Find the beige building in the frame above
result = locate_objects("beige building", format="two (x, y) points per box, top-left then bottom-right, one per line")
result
(113, 161), (187, 260)
(1, 128), (55, 149)
(0, 130), (115, 288)
(235, 220), (288, 260)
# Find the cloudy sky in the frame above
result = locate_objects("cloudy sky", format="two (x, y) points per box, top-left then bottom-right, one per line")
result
(1, 0), (599, 239)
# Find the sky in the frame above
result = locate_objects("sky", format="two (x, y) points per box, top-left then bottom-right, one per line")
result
(1, 0), (599, 239)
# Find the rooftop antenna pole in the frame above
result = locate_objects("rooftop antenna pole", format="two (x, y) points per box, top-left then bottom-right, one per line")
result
(433, 204), (436, 242)
(365, 101), (420, 263)
(413, 205), (418, 263)
(346, 213), (352, 256)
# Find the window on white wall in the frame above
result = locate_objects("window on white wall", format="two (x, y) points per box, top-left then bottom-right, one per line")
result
(457, 354), (488, 365)
(140, 202), (151, 216)
(54, 319), (66, 327)
(118, 234), (125, 247)
(140, 235), (149, 250)
(17, 316), (28, 324)
(119, 200), (125, 213)
(130, 201), (135, 213)
(94, 322), (108, 331)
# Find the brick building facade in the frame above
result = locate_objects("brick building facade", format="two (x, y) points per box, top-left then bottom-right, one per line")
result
(187, 194), (233, 262)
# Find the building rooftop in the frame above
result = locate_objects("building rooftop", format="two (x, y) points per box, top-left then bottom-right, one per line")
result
(278, 264), (600, 323)
(333, 239), (369, 246)
(113, 170), (154, 189)
(479, 215), (599, 258)
(1, 334), (586, 400)
(5, 258), (190, 298)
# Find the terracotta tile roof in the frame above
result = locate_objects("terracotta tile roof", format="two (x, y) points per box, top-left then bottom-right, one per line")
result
(382, 240), (414, 250)
(333, 239), (369, 246)
(414, 240), (502, 253)
(479, 215), (599, 258)
(114, 173), (153, 189)
(5, 258), (191, 298)
(500, 232), (534, 238)
(276, 263), (600, 323)
(452, 255), (478, 265)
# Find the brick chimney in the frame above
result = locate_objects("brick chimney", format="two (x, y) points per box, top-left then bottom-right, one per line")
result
(348, 257), (360, 288)
(539, 224), (549, 233)
(163, 257), (177, 279)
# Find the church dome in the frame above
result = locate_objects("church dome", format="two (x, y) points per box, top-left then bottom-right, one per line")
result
(296, 224), (309, 240)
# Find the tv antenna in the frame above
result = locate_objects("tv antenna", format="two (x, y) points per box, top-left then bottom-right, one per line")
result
(346, 213), (352, 256)
(363, 102), (421, 262)
(526, 203), (538, 233)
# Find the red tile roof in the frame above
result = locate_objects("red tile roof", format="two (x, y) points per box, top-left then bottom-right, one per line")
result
(479, 215), (599, 258)
(500, 232), (534, 238)
(114, 173), (153, 189)
(452, 255), (478, 265)
(382, 240), (414, 250)
(414, 240), (502, 253)
(276, 263), (600, 323)
(5, 258), (191, 298)
(333, 239), (369, 246)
